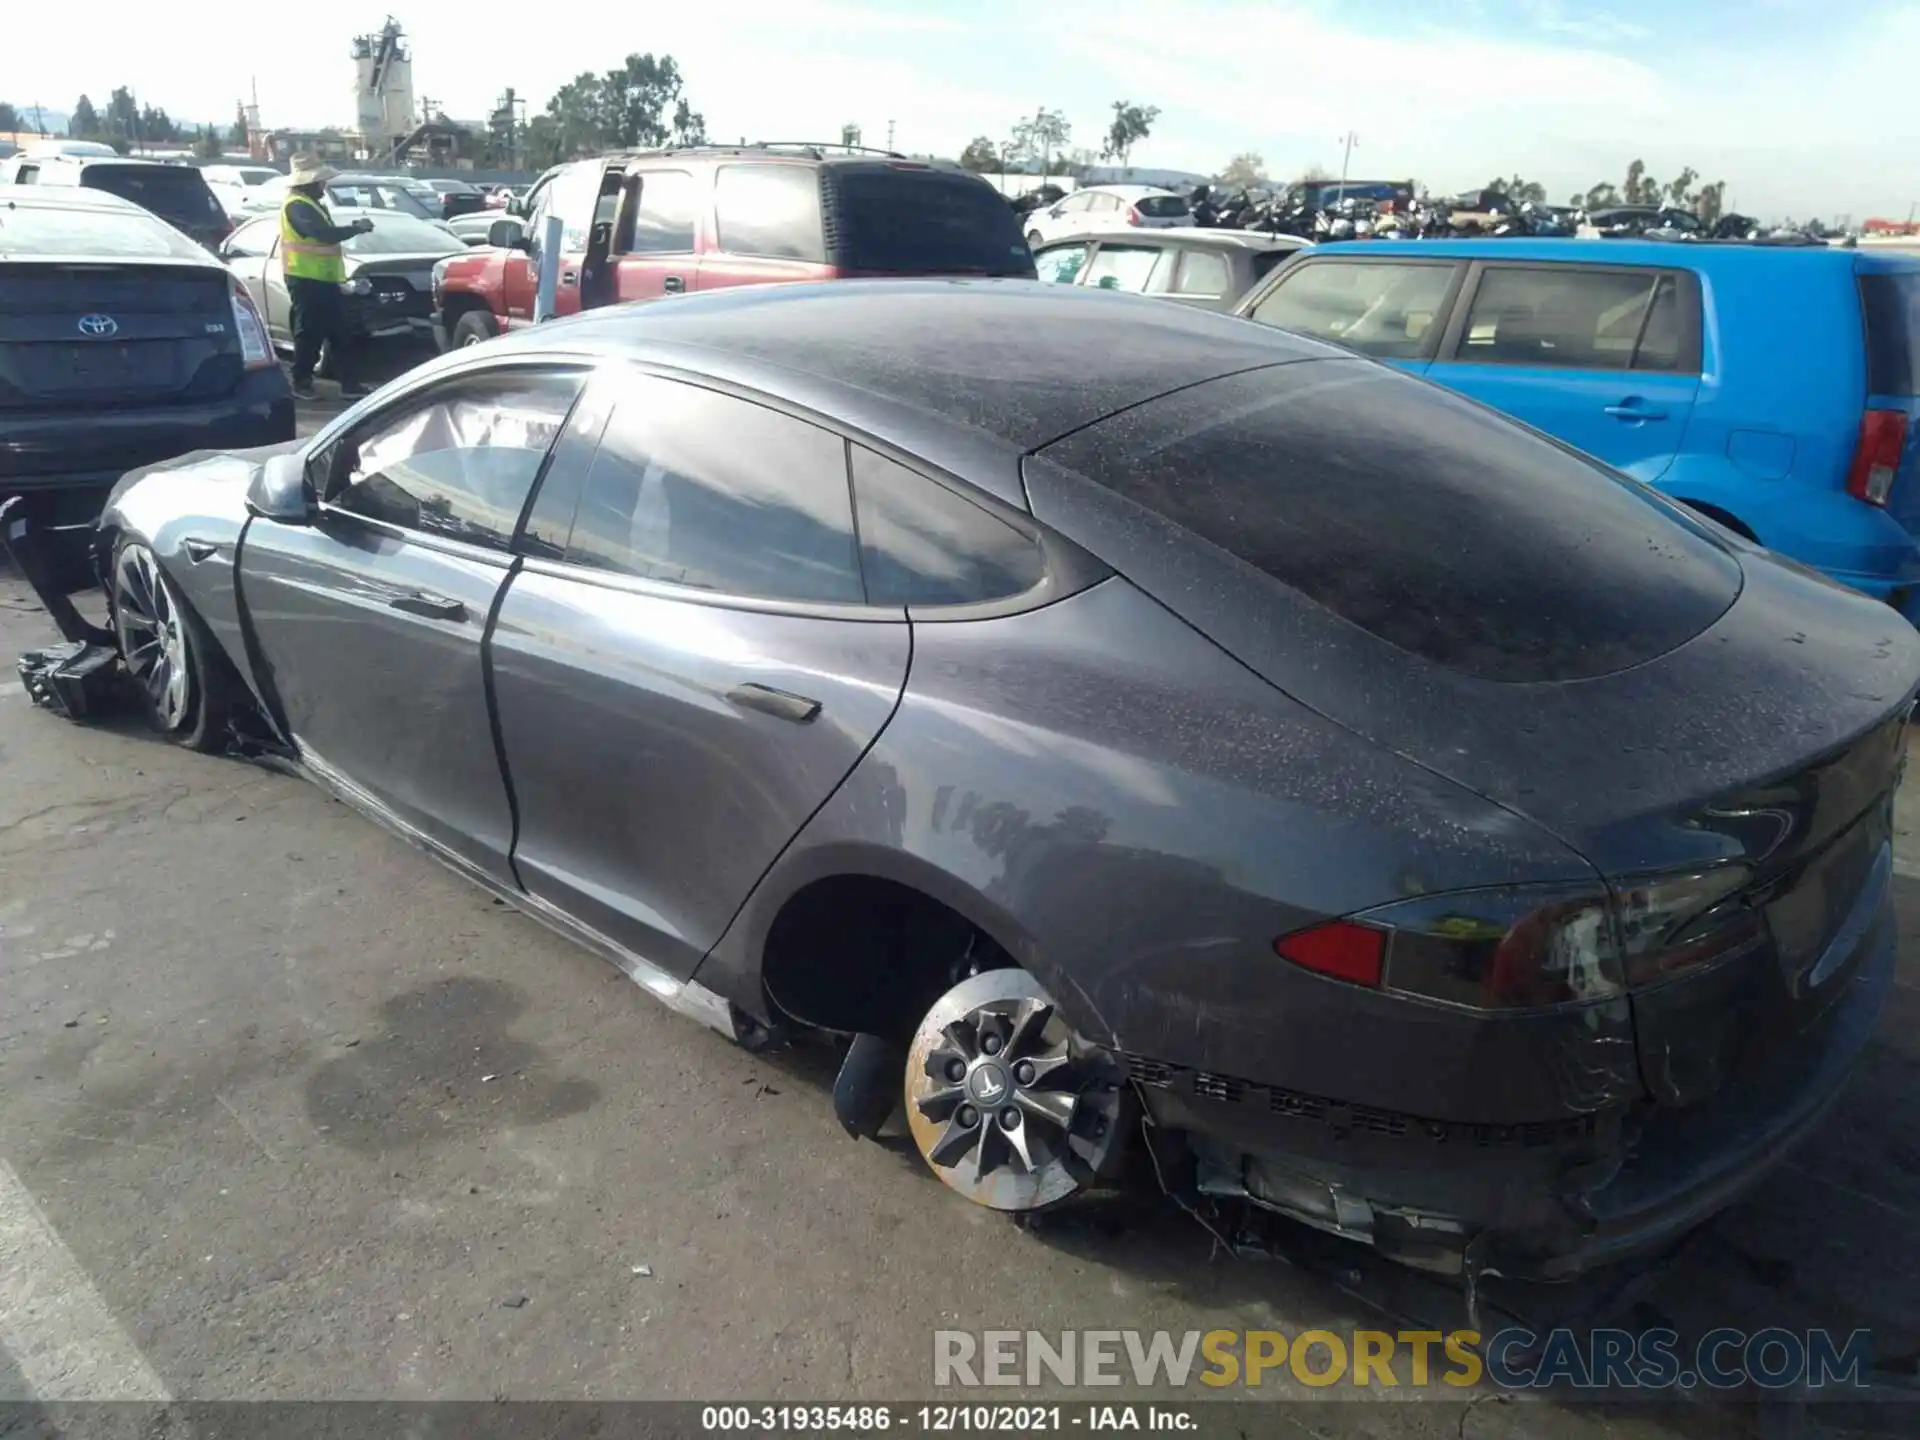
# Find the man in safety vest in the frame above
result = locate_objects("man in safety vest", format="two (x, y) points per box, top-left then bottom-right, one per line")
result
(280, 158), (374, 399)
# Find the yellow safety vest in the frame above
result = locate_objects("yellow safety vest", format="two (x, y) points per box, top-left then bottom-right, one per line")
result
(280, 193), (347, 284)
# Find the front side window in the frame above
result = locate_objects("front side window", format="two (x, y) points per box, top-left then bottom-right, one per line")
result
(628, 169), (698, 253)
(1088, 193), (1123, 214)
(1035, 244), (1091, 285)
(713, 164), (825, 262)
(1249, 260), (1458, 359)
(1084, 244), (1169, 294)
(1456, 266), (1674, 370)
(330, 371), (583, 551)
(225, 217), (278, 257)
(565, 375), (860, 603)
(851, 448), (1044, 607)
(1056, 192), (1094, 214)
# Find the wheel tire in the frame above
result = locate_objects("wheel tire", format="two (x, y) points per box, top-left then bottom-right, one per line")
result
(903, 968), (1132, 1213)
(452, 309), (499, 348)
(1025, 229), (1044, 249)
(111, 539), (233, 752)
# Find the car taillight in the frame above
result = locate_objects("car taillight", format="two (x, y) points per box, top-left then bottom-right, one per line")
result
(1275, 867), (1760, 1011)
(1125, 204), (1142, 226)
(228, 278), (275, 370)
(1846, 409), (1908, 506)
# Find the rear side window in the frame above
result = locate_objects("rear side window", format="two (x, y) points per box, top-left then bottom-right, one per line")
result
(828, 168), (1033, 276)
(1084, 245), (1169, 294)
(1457, 266), (1693, 371)
(1133, 195), (1190, 220)
(714, 164), (825, 263)
(80, 165), (223, 221)
(1174, 248), (1233, 297)
(1861, 271), (1920, 395)
(1249, 260), (1457, 359)
(850, 447), (1044, 606)
(1041, 362), (1741, 683)
(565, 374), (861, 603)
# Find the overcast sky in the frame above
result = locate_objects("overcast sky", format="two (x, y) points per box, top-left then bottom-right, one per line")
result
(4, 0), (1914, 220)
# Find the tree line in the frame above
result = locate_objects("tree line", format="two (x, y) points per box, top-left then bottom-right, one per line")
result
(0, 93), (248, 160)
(513, 54), (707, 170)
(954, 101), (1161, 177)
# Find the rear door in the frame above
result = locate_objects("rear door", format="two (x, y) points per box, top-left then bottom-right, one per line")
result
(1860, 268), (1920, 536)
(237, 365), (584, 881)
(1239, 255), (1467, 374)
(609, 168), (701, 301)
(1424, 262), (1702, 480)
(490, 370), (910, 978)
(695, 162), (834, 292)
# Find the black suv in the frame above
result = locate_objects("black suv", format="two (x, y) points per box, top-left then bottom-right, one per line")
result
(0, 152), (233, 251)
(433, 142), (1036, 348)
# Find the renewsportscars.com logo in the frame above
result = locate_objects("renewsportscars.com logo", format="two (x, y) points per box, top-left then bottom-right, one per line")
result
(933, 1328), (1876, 1391)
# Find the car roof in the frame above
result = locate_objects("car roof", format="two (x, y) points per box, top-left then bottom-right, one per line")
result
(508, 279), (1336, 452)
(1081, 184), (1178, 198)
(1, 186), (149, 215)
(1332, 235), (1920, 274)
(1044, 227), (1308, 251)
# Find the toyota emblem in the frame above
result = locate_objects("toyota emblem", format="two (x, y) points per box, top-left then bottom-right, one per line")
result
(77, 314), (119, 338)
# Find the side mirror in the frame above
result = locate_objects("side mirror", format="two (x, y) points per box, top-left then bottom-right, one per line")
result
(488, 219), (524, 249)
(245, 451), (314, 524)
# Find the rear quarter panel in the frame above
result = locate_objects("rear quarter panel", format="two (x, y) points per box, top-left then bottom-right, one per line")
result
(694, 577), (1623, 1125)
(1662, 256), (1919, 585)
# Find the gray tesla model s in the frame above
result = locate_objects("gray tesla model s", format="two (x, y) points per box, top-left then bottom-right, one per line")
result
(7, 280), (1916, 1283)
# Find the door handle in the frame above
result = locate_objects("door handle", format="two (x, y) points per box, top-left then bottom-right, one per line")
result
(663, 275), (686, 293)
(559, 270), (579, 286)
(727, 682), (821, 724)
(1604, 401), (1668, 421)
(389, 591), (466, 622)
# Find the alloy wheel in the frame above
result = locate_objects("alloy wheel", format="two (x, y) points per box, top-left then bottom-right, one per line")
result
(113, 543), (191, 730)
(905, 969), (1129, 1211)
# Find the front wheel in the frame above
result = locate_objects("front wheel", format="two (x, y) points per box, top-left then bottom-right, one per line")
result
(111, 539), (232, 751)
(452, 309), (499, 348)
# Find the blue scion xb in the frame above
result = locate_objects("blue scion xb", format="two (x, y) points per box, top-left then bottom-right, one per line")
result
(1235, 237), (1920, 617)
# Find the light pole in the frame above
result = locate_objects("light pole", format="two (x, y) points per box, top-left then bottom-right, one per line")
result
(1336, 130), (1358, 204)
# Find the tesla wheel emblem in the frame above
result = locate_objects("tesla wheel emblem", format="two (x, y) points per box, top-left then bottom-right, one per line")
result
(78, 314), (119, 337)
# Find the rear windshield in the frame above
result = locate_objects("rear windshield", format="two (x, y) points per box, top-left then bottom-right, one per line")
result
(0, 202), (207, 259)
(830, 168), (1035, 277)
(1134, 194), (1190, 219)
(1861, 271), (1920, 395)
(79, 165), (223, 221)
(1041, 362), (1742, 683)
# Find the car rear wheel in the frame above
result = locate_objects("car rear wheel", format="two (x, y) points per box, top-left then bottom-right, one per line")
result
(111, 539), (232, 752)
(904, 968), (1131, 1212)
(452, 310), (498, 348)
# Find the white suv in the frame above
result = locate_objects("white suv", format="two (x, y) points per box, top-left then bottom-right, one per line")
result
(1021, 185), (1192, 248)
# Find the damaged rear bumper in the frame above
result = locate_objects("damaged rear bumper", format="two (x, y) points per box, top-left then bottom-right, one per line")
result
(1137, 891), (1896, 1281)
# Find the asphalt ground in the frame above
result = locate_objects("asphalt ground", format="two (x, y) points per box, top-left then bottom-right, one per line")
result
(0, 381), (1915, 1436)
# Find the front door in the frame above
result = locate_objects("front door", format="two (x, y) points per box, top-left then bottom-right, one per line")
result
(502, 164), (595, 326)
(490, 370), (910, 978)
(237, 365), (586, 880)
(1426, 263), (1702, 482)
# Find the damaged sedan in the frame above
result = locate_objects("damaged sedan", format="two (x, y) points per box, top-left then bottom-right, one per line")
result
(6, 280), (1916, 1287)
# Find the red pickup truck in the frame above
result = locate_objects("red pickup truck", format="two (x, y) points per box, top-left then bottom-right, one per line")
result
(431, 143), (1036, 348)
